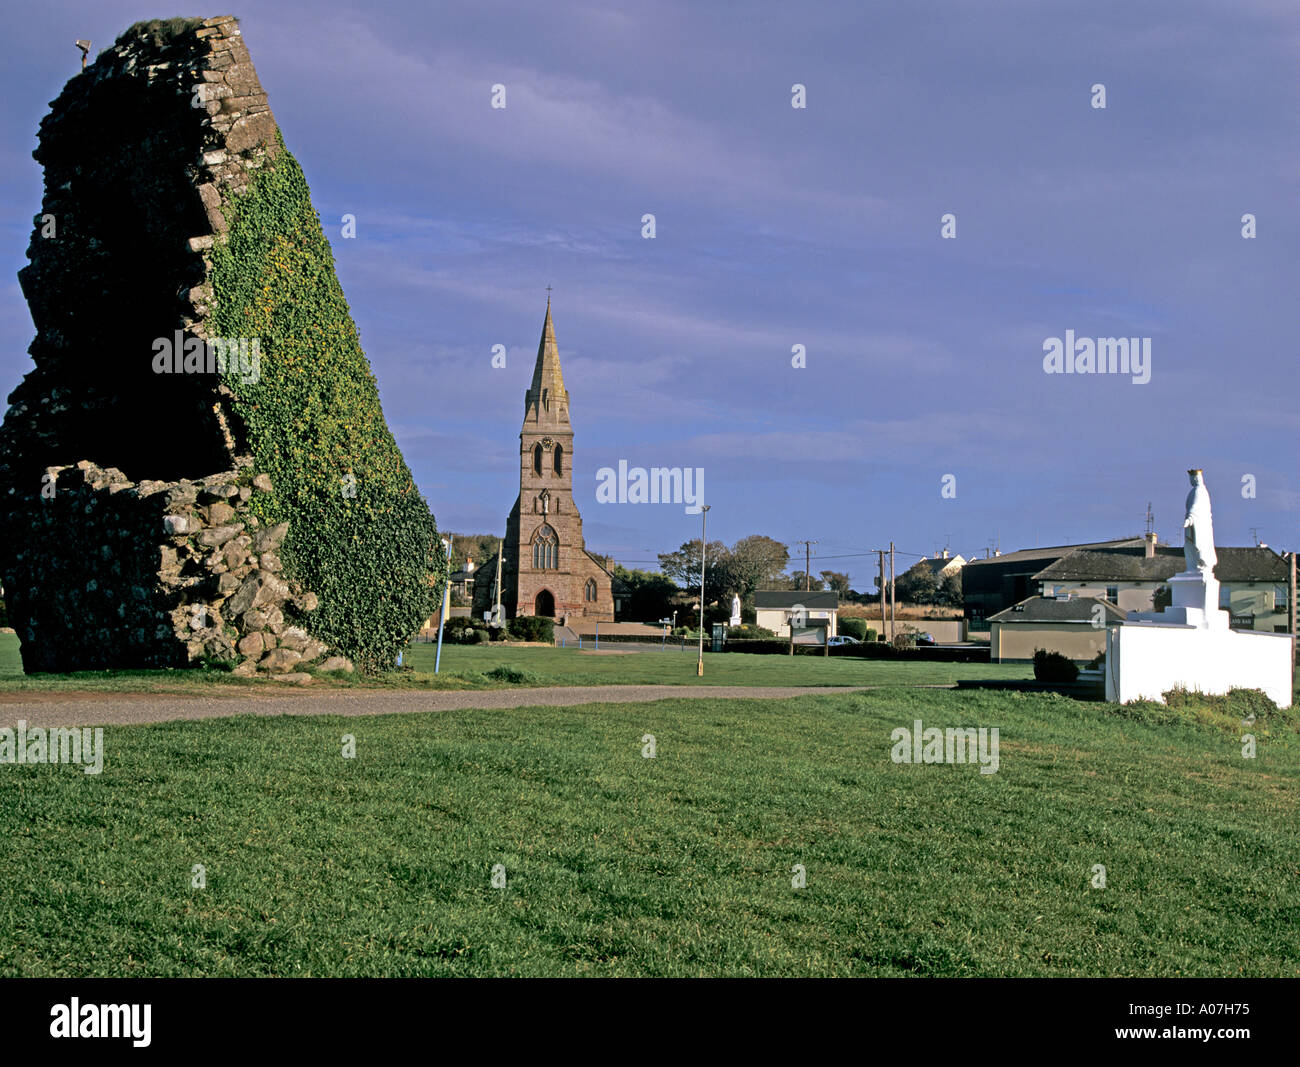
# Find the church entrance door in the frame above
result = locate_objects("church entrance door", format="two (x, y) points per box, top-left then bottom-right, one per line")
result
(534, 590), (555, 617)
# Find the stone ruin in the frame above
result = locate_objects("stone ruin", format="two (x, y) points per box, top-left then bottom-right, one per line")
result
(0, 16), (355, 678)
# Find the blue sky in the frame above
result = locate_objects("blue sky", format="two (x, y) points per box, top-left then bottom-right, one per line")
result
(3, 1), (1297, 589)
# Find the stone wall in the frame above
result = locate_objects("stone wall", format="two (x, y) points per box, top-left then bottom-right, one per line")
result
(6, 458), (349, 677)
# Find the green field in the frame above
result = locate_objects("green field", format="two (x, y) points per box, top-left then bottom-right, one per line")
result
(0, 630), (1029, 692)
(2, 684), (1296, 976)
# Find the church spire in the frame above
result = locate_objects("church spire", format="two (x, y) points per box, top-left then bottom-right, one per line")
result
(525, 294), (569, 425)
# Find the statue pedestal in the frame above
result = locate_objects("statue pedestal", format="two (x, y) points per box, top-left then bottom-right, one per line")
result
(1163, 570), (1227, 629)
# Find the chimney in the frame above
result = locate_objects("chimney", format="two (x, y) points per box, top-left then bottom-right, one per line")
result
(942, 548), (950, 560)
(1144, 532), (1156, 559)
(466, 557), (474, 572)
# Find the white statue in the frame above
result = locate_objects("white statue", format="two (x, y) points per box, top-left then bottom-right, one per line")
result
(729, 594), (741, 626)
(1182, 468), (1217, 574)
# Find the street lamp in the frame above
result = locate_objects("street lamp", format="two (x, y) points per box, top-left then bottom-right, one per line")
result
(434, 536), (453, 674)
(697, 504), (711, 676)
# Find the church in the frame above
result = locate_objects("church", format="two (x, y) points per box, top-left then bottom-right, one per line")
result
(473, 299), (623, 623)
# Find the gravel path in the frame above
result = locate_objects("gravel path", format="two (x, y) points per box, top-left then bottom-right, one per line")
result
(0, 684), (876, 729)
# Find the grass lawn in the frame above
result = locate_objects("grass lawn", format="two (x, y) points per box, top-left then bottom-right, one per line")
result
(1, 685), (1296, 976)
(0, 630), (1030, 693)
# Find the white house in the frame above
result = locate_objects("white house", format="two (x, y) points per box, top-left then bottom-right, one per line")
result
(754, 591), (839, 638)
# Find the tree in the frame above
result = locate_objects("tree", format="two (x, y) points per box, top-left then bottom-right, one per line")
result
(773, 570), (824, 591)
(938, 570), (963, 607)
(820, 570), (852, 597)
(658, 539), (730, 605)
(611, 566), (678, 621)
(724, 535), (790, 599)
(443, 532), (502, 572)
(894, 562), (940, 604)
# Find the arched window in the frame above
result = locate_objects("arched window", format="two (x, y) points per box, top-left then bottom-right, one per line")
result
(554, 444), (564, 475)
(533, 443), (543, 476)
(585, 578), (597, 602)
(532, 525), (558, 569)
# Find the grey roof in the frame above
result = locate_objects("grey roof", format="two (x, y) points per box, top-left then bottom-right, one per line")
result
(1033, 545), (1287, 584)
(754, 591), (840, 609)
(989, 595), (1127, 624)
(963, 538), (1145, 568)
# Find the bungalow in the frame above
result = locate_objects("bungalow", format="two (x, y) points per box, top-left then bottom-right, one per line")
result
(989, 595), (1126, 663)
(754, 591), (839, 638)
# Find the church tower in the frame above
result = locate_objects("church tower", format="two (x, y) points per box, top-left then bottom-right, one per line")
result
(482, 298), (617, 622)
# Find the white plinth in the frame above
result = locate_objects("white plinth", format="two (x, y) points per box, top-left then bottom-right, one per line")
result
(1105, 623), (1293, 708)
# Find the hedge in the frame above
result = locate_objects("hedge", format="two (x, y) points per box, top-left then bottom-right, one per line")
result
(207, 135), (443, 672)
(507, 616), (555, 643)
(721, 640), (989, 662)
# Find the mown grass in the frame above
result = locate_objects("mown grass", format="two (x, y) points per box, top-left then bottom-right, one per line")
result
(1, 686), (1295, 976)
(0, 631), (1030, 693)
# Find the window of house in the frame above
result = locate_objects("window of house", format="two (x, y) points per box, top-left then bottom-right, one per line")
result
(1106, 586), (1119, 604)
(585, 578), (597, 602)
(1219, 585), (1232, 609)
(533, 443), (543, 476)
(1274, 584), (1288, 612)
(554, 444), (564, 475)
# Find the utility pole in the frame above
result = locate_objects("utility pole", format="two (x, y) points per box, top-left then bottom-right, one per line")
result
(697, 505), (711, 677)
(492, 537), (504, 626)
(878, 550), (886, 642)
(889, 541), (896, 641)
(794, 539), (818, 591)
(1289, 551), (1297, 696)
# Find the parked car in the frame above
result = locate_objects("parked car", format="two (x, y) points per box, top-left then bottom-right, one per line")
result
(827, 635), (861, 646)
(914, 632), (936, 646)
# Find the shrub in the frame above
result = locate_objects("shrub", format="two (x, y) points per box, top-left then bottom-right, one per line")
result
(840, 618), (868, 641)
(485, 665), (543, 685)
(1033, 649), (1079, 683)
(442, 617), (494, 644)
(208, 135), (442, 674)
(727, 623), (776, 640)
(507, 616), (555, 643)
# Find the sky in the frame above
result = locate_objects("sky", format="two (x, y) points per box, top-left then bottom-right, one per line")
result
(2, 0), (1297, 591)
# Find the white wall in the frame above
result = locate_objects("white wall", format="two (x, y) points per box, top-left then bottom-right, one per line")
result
(1105, 624), (1293, 707)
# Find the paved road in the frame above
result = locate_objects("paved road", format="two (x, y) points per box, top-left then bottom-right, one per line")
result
(0, 685), (876, 729)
